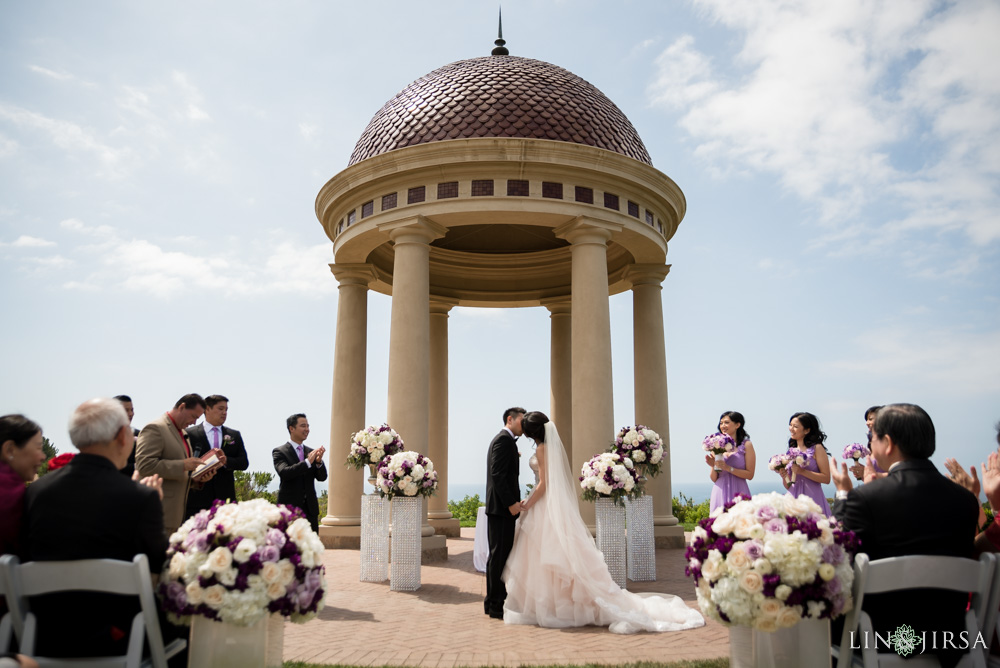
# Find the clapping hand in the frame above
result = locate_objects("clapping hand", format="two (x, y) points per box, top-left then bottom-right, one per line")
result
(308, 446), (326, 465)
(945, 457), (980, 499)
(132, 471), (165, 500)
(830, 457), (853, 493)
(981, 452), (1000, 511)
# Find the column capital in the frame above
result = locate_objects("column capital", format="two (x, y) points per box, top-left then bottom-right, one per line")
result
(553, 216), (622, 246)
(541, 297), (571, 316)
(329, 263), (377, 287)
(378, 215), (447, 245)
(430, 299), (457, 315)
(623, 263), (672, 288)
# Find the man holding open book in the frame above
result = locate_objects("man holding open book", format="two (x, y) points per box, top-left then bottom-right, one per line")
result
(184, 394), (249, 519)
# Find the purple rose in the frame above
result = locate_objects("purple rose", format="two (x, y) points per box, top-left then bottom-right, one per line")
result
(260, 545), (281, 562)
(822, 544), (845, 565)
(764, 518), (787, 534)
(266, 528), (287, 548)
(744, 540), (764, 560)
(756, 505), (776, 522)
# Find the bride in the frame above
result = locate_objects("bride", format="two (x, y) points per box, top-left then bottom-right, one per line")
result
(502, 411), (705, 634)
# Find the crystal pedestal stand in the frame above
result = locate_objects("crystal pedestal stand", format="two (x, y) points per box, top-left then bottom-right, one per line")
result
(390, 496), (421, 591)
(625, 495), (656, 581)
(729, 619), (831, 668)
(360, 494), (389, 582)
(595, 497), (626, 588)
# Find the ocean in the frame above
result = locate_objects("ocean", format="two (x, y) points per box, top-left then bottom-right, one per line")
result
(446, 480), (829, 504)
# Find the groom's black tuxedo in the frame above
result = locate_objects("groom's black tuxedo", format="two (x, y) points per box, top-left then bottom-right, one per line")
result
(184, 422), (249, 518)
(485, 428), (520, 617)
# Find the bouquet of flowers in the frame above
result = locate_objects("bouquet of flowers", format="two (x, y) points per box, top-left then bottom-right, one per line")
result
(579, 452), (642, 505)
(704, 432), (736, 471)
(611, 425), (664, 477)
(685, 492), (859, 632)
(842, 443), (870, 462)
(159, 498), (326, 627)
(376, 451), (438, 499)
(346, 424), (405, 470)
(767, 453), (791, 474)
(785, 450), (807, 483)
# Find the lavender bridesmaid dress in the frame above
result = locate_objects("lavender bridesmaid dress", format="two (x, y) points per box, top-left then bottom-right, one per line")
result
(787, 446), (832, 516)
(709, 440), (752, 512)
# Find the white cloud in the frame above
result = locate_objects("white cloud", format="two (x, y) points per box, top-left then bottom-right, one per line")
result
(59, 219), (334, 299)
(27, 64), (95, 87)
(299, 122), (318, 140)
(825, 326), (1000, 393)
(1, 235), (56, 248)
(647, 0), (1000, 250)
(0, 133), (16, 158)
(0, 104), (133, 178)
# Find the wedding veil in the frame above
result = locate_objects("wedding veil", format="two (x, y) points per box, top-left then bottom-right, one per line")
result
(537, 421), (594, 569)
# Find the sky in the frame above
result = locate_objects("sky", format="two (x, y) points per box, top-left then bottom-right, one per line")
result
(1, 0), (998, 502)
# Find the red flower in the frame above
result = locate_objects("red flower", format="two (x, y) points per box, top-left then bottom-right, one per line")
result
(47, 453), (75, 471)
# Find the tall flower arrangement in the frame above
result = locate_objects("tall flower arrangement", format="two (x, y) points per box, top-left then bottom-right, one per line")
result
(346, 424), (404, 470)
(611, 425), (664, 477)
(579, 452), (642, 505)
(159, 499), (326, 627)
(376, 451), (438, 499)
(685, 492), (858, 632)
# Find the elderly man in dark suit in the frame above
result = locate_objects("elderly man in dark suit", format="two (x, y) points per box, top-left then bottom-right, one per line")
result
(483, 406), (525, 620)
(136, 393), (212, 535)
(24, 397), (168, 658)
(831, 403), (979, 668)
(273, 413), (327, 531)
(184, 394), (249, 518)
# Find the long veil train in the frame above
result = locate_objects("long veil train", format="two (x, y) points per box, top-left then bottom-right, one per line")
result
(502, 421), (704, 633)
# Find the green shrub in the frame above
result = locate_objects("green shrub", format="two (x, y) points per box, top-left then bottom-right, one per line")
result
(672, 493), (711, 531)
(448, 494), (484, 526)
(233, 470), (277, 504)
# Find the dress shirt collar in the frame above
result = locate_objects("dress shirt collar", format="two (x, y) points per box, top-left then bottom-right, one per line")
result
(504, 427), (517, 440)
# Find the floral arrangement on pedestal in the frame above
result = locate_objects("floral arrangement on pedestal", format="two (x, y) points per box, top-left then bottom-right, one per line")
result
(579, 452), (642, 505)
(376, 451), (438, 499)
(842, 442), (870, 463)
(346, 424), (405, 470)
(611, 425), (664, 477)
(158, 498), (327, 627)
(685, 492), (858, 632)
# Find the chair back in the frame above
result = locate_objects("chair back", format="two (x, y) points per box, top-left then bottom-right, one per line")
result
(836, 552), (995, 668)
(0, 553), (16, 652)
(5, 554), (183, 668)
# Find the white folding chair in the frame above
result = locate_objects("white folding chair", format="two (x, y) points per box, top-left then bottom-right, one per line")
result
(981, 550), (1000, 668)
(833, 552), (995, 668)
(4, 553), (185, 668)
(0, 553), (16, 653)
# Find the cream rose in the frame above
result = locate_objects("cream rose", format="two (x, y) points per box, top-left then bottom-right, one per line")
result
(206, 546), (233, 573)
(203, 584), (226, 609)
(759, 598), (782, 616)
(185, 582), (204, 605)
(266, 580), (286, 600)
(754, 616), (779, 633)
(712, 512), (736, 535)
(777, 605), (802, 628)
(739, 570), (763, 594)
(260, 561), (282, 584)
(726, 548), (751, 572)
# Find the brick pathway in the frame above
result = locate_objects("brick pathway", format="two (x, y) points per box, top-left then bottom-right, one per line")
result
(282, 529), (729, 666)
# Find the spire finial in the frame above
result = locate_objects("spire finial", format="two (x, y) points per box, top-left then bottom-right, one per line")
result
(491, 7), (509, 56)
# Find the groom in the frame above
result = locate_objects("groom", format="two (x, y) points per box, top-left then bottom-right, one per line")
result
(484, 406), (525, 619)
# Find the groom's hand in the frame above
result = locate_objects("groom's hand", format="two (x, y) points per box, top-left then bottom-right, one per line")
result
(508, 501), (522, 516)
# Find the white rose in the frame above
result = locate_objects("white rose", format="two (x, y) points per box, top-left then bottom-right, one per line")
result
(733, 515), (757, 539)
(759, 598), (782, 616)
(266, 580), (287, 600)
(185, 582), (204, 605)
(301, 549), (316, 568)
(702, 550), (725, 581)
(260, 561), (282, 584)
(287, 518), (313, 544)
(207, 547), (233, 573)
(692, 526), (708, 541)
(727, 547), (751, 572)
(818, 563), (836, 581)
(775, 584), (792, 601)
(777, 605), (802, 628)
(712, 513), (736, 535)
(218, 567), (237, 586)
(739, 570), (764, 594)
(749, 524), (766, 540)
(203, 584), (226, 609)
(278, 560), (296, 586)
(233, 539), (257, 563)
(754, 616), (779, 633)
(753, 558), (773, 574)
(168, 552), (187, 579)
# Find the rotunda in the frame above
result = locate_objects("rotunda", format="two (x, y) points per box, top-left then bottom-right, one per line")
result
(316, 32), (686, 557)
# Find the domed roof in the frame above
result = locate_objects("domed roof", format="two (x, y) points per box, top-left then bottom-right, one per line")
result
(348, 55), (652, 166)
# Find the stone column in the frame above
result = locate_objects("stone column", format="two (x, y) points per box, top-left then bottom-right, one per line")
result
(428, 300), (460, 537)
(554, 217), (621, 529)
(379, 216), (448, 561)
(625, 264), (685, 548)
(319, 264), (375, 549)
(543, 299), (572, 461)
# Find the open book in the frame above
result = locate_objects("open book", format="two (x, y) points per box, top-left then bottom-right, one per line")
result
(191, 448), (225, 478)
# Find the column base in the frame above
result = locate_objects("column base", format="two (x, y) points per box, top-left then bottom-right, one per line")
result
(420, 534), (448, 563)
(428, 518), (461, 537)
(318, 525), (361, 549)
(654, 525), (686, 549)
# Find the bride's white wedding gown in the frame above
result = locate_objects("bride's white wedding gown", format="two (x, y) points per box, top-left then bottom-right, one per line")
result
(502, 422), (705, 634)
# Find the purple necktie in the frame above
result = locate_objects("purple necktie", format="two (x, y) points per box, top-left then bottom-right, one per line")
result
(296, 445), (304, 462)
(212, 427), (220, 449)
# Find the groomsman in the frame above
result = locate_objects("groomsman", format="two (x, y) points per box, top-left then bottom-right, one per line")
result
(114, 394), (140, 476)
(184, 394), (249, 518)
(273, 413), (327, 531)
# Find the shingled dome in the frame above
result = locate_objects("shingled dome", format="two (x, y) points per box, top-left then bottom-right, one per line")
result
(348, 55), (652, 166)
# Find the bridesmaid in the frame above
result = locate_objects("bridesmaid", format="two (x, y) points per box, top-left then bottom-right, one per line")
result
(705, 411), (755, 512)
(780, 412), (832, 516)
(850, 405), (883, 481)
